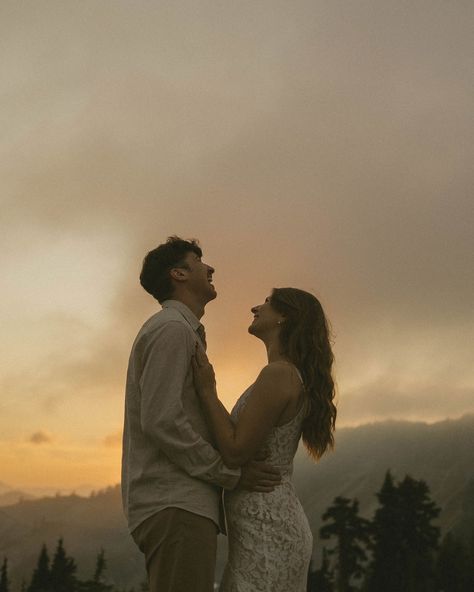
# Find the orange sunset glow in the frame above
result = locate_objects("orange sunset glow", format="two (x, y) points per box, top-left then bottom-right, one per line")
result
(1, 1), (473, 496)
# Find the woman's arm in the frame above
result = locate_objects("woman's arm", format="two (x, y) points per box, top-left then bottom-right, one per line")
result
(192, 347), (300, 468)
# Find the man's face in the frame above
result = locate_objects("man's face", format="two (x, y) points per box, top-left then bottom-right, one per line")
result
(182, 251), (217, 302)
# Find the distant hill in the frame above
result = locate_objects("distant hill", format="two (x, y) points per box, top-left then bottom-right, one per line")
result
(0, 489), (36, 507)
(0, 481), (37, 507)
(275, 414), (474, 578)
(0, 486), (144, 590)
(294, 414), (474, 538)
(0, 481), (100, 507)
(1, 415), (473, 590)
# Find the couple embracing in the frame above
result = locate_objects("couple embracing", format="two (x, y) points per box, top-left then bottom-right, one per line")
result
(121, 236), (336, 591)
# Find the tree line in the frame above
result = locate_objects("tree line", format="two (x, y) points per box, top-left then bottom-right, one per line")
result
(0, 540), (128, 592)
(307, 471), (474, 592)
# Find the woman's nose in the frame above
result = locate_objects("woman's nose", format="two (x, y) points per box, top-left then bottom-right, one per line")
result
(251, 305), (259, 314)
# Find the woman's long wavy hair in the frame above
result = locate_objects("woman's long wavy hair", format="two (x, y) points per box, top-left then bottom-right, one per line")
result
(270, 287), (336, 460)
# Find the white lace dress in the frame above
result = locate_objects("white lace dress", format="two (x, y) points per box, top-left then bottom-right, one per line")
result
(219, 384), (313, 591)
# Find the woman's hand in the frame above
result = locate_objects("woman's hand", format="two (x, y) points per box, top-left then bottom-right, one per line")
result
(191, 343), (217, 397)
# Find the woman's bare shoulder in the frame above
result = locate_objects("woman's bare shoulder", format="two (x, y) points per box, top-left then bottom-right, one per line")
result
(256, 361), (301, 393)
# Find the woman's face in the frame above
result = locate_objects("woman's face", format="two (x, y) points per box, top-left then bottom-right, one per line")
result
(248, 295), (284, 337)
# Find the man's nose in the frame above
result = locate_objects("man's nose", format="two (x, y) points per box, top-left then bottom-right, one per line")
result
(251, 305), (259, 314)
(206, 264), (215, 273)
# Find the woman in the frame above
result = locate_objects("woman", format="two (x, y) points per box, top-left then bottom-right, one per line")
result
(192, 287), (337, 591)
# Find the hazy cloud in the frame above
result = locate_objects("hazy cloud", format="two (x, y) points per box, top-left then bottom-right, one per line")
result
(1, 1), (473, 486)
(29, 431), (53, 445)
(341, 379), (474, 425)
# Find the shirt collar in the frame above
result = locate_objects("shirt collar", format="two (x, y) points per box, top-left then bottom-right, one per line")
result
(162, 300), (202, 332)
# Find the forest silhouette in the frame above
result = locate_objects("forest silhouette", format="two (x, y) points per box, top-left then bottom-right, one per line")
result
(307, 471), (474, 591)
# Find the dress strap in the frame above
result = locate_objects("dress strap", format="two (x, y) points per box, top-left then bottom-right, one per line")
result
(279, 361), (304, 388)
(294, 367), (304, 386)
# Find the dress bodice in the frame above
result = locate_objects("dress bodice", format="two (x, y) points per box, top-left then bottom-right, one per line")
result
(220, 377), (312, 592)
(230, 384), (305, 478)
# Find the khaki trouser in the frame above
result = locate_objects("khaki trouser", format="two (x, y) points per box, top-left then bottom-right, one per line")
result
(132, 507), (218, 592)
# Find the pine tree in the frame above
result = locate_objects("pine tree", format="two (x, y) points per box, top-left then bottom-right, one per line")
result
(398, 475), (440, 591)
(307, 549), (333, 592)
(320, 496), (371, 592)
(367, 472), (440, 592)
(50, 539), (77, 592)
(469, 530), (474, 590)
(366, 471), (404, 591)
(78, 550), (113, 592)
(0, 558), (9, 592)
(28, 544), (50, 592)
(93, 550), (106, 584)
(435, 532), (471, 592)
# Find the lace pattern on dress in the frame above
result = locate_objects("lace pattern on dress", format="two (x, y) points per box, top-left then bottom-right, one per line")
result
(219, 383), (313, 592)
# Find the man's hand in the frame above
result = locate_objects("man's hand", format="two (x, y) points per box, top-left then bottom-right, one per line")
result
(237, 460), (281, 493)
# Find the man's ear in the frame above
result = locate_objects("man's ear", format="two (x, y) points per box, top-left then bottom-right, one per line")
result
(170, 267), (187, 282)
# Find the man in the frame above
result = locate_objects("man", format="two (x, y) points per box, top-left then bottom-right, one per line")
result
(122, 236), (280, 592)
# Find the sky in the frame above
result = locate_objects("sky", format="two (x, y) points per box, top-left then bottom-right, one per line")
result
(1, 0), (473, 491)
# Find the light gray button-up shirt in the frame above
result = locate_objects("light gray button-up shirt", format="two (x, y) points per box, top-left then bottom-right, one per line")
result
(121, 300), (241, 534)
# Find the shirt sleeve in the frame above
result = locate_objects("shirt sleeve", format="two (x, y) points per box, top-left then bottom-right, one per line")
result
(138, 320), (241, 489)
